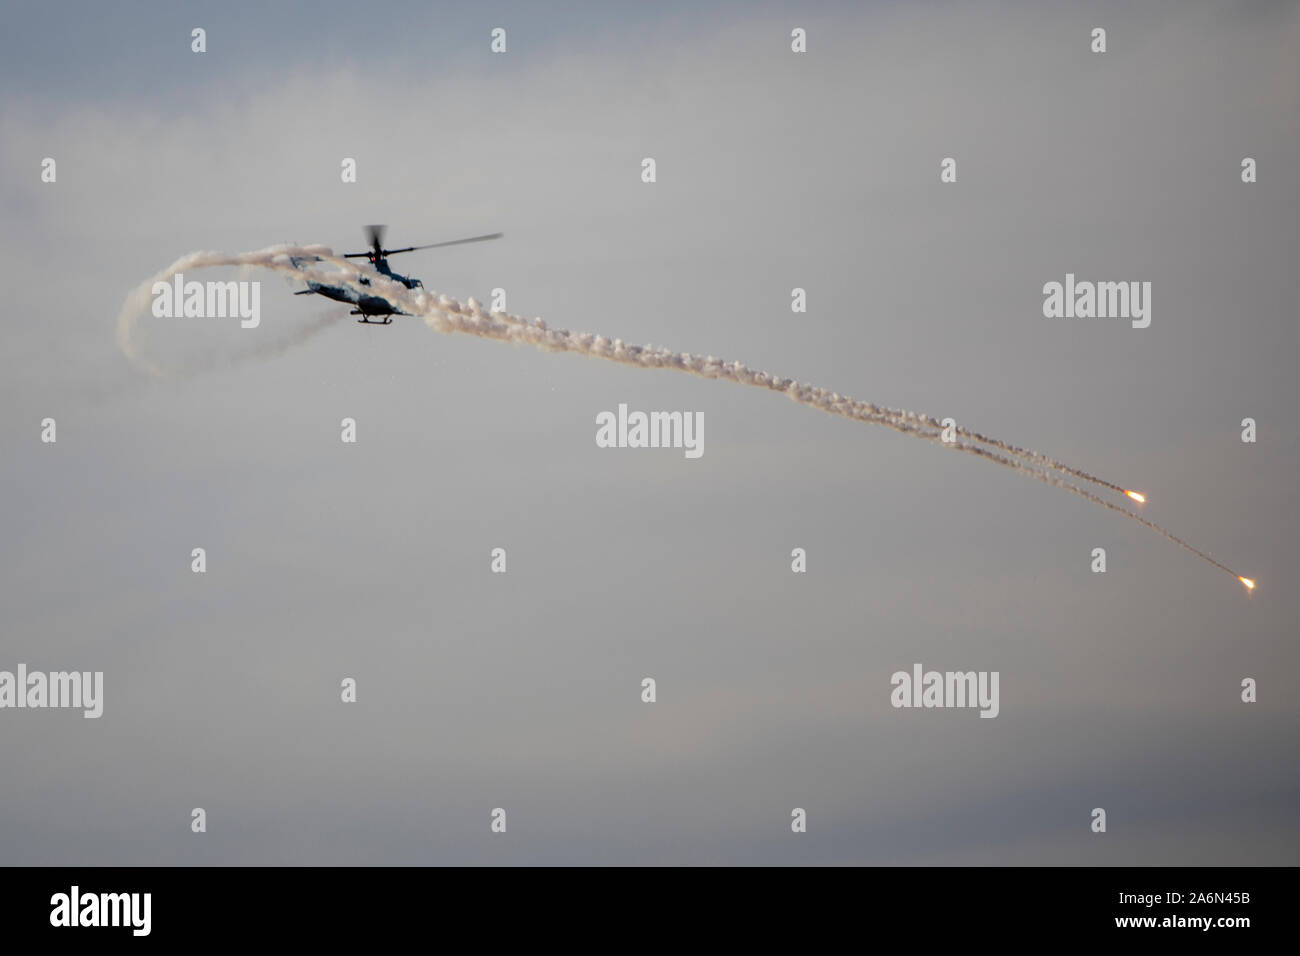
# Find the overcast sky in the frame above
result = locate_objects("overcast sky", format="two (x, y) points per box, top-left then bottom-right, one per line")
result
(1, 0), (1297, 865)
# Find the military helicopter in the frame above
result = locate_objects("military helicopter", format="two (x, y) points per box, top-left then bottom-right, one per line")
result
(294, 225), (502, 324)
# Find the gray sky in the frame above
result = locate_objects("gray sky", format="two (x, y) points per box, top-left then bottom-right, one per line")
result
(1, 0), (1297, 864)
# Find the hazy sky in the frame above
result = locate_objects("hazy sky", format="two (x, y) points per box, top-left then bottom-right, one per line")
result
(1, 0), (1297, 865)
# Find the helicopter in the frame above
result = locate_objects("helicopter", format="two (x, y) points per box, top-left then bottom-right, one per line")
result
(294, 225), (502, 324)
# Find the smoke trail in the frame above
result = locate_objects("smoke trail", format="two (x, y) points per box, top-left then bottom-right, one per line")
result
(961, 445), (1245, 579)
(945, 424), (1127, 495)
(115, 246), (343, 381)
(117, 246), (1251, 585)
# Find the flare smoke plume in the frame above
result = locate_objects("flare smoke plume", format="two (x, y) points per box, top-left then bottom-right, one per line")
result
(116, 245), (1253, 588)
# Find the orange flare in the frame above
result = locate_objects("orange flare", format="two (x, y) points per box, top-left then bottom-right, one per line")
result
(1125, 490), (1146, 504)
(1239, 577), (1256, 591)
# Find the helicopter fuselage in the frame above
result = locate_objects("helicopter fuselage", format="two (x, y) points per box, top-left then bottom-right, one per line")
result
(294, 227), (499, 324)
(301, 257), (423, 317)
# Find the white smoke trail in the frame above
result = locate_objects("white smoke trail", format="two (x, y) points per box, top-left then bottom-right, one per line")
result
(960, 445), (1245, 579)
(116, 245), (1250, 584)
(115, 245), (345, 380)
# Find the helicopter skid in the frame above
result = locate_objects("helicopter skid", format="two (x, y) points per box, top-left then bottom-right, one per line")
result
(351, 312), (393, 325)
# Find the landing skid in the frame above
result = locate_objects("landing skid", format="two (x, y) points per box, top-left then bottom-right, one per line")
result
(351, 311), (393, 325)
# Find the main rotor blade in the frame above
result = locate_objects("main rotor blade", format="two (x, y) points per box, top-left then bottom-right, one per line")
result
(383, 233), (504, 255)
(341, 231), (503, 258)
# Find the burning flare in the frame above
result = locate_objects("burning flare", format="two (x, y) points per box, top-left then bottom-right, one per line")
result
(1125, 490), (1146, 504)
(1239, 577), (1256, 591)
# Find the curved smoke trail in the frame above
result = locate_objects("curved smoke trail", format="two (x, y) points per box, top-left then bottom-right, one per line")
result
(116, 245), (1252, 587)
